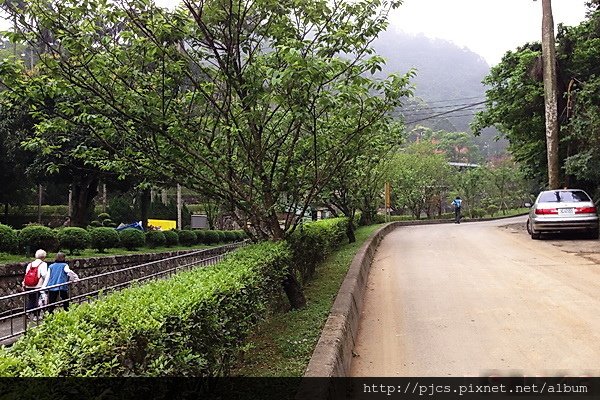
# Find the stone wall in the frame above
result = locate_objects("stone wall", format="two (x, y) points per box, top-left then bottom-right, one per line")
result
(0, 245), (238, 315)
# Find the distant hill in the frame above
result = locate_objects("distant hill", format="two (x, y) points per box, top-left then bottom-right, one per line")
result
(373, 30), (507, 157)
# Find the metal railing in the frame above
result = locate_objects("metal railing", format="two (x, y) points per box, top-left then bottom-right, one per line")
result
(0, 241), (247, 344)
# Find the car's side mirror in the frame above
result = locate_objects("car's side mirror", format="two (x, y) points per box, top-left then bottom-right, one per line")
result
(524, 202), (532, 208)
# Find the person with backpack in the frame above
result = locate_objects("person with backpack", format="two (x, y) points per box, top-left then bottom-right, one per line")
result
(45, 252), (79, 313)
(21, 249), (49, 321)
(452, 196), (463, 224)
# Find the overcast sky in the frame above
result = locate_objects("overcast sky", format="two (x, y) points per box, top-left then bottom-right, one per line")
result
(2, 0), (589, 66)
(388, 0), (588, 66)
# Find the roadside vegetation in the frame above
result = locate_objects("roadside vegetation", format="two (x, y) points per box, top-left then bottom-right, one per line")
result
(233, 223), (382, 377)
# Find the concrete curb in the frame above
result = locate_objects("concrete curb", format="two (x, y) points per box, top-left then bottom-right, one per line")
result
(303, 221), (403, 378)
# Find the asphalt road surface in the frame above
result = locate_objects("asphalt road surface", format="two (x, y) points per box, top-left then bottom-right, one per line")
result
(350, 216), (600, 377)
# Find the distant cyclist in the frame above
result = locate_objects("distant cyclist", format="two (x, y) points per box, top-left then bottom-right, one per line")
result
(452, 196), (463, 224)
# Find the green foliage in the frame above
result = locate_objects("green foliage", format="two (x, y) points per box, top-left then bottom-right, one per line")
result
(388, 141), (452, 219)
(18, 225), (58, 254)
(0, 0), (412, 242)
(216, 231), (226, 243)
(57, 227), (91, 255)
(89, 227), (120, 253)
(176, 230), (196, 246)
(145, 230), (166, 248)
(96, 213), (111, 221)
(89, 220), (102, 228)
(107, 196), (136, 226)
(286, 218), (349, 282)
(0, 224), (18, 253)
(0, 242), (290, 377)
(194, 230), (206, 245)
(119, 228), (145, 250)
(202, 230), (220, 245)
(223, 230), (237, 242)
(163, 230), (179, 247)
(486, 204), (500, 217)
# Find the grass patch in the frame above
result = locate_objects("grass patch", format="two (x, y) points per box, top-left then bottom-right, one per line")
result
(0, 244), (214, 265)
(233, 223), (382, 377)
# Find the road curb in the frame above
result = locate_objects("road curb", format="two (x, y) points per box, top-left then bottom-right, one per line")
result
(302, 221), (403, 379)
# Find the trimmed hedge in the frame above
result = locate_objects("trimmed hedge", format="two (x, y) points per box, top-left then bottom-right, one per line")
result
(18, 225), (59, 254)
(176, 230), (197, 246)
(163, 230), (179, 247)
(57, 227), (91, 255)
(287, 217), (349, 282)
(0, 224), (18, 253)
(89, 227), (120, 252)
(203, 230), (220, 245)
(119, 229), (145, 250)
(0, 241), (290, 377)
(145, 230), (166, 248)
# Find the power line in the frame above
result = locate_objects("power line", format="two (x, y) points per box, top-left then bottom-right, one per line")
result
(408, 95), (485, 105)
(404, 101), (487, 125)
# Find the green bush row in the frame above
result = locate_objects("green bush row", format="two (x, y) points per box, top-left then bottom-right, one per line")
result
(287, 217), (349, 282)
(0, 224), (246, 256)
(0, 242), (290, 377)
(0, 218), (350, 377)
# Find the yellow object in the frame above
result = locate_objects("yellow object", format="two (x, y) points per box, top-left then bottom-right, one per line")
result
(148, 219), (177, 230)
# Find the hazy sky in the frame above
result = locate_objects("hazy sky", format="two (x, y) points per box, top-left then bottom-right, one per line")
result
(154, 0), (589, 65)
(388, 0), (589, 66)
(1, 0), (589, 66)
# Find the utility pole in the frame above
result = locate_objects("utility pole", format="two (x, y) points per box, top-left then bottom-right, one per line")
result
(539, 0), (560, 189)
(177, 184), (182, 229)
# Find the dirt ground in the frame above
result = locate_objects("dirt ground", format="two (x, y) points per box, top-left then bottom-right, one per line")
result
(500, 221), (600, 264)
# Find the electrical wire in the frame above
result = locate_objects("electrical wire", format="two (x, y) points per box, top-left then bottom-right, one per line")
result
(404, 101), (487, 125)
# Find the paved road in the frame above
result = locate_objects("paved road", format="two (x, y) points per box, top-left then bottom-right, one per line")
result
(350, 216), (600, 377)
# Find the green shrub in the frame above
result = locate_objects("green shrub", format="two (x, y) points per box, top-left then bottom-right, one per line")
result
(472, 208), (486, 219)
(194, 230), (206, 245)
(216, 230), (226, 243)
(119, 228), (145, 250)
(235, 230), (248, 240)
(101, 219), (114, 227)
(18, 225), (58, 254)
(223, 230), (238, 242)
(163, 230), (179, 247)
(0, 224), (18, 254)
(57, 227), (91, 255)
(287, 217), (349, 282)
(97, 212), (111, 221)
(145, 230), (166, 248)
(89, 220), (102, 228)
(203, 230), (220, 245)
(486, 204), (500, 217)
(89, 227), (120, 252)
(177, 229), (197, 246)
(0, 242), (290, 377)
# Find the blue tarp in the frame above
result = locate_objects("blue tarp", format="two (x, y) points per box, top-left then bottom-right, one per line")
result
(115, 221), (144, 231)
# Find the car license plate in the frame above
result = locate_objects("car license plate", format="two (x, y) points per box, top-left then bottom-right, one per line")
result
(558, 208), (575, 215)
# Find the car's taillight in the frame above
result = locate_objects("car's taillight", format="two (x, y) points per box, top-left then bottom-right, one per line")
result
(576, 206), (597, 214)
(535, 208), (558, 215)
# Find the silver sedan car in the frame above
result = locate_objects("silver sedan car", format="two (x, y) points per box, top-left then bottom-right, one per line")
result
(527, 189), (599, 240)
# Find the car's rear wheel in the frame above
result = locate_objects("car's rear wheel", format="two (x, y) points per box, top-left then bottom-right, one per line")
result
(527, 219), (541, 240)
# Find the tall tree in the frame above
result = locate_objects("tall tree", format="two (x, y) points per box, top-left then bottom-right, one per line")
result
(0, 0), (412, 308)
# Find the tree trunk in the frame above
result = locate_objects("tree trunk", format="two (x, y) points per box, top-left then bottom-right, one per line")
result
(282, 270), (306, 309)
(3, 203), (8, 225)
(140, 188), (151, 230)
(541, 0), (560, 189)
(71, 177), (99, 227)
(346, 217), (356, 243)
